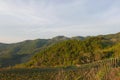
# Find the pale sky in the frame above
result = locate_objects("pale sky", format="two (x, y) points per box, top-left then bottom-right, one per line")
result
(0, 0), (120, 43)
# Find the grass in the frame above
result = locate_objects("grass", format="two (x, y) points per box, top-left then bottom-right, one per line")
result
(0, 58), (120, 80)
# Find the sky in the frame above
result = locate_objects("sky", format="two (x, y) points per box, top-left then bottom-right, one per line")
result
(0, 0), (120, 43)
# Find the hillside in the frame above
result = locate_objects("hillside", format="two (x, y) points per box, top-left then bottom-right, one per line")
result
(0, 37), (70, 67)
(22, 37), (114, 68)
(0, 39), (49, 67)
(99, 32), (120, 42)
(1, 32), (120, 80)
(1, 32), (120, 68)
(1, 58), (120, 80)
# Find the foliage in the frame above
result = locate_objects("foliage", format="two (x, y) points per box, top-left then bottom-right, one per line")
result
(1, 57), (120, 80)
(1, 32), (120, 68)
(25, 37), (114, 68)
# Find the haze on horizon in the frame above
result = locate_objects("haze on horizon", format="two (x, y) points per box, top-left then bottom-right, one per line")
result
(0, 0), (120, 43)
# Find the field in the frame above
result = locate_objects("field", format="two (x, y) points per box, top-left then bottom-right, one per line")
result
(0, 67), (120, 80)
(0, 58), (120, 80)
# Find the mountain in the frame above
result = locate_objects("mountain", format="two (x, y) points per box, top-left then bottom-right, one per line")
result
(71, 36), (85, 40)
(0, 37), (69, 67)
(52, 36), (69, 40)
(99, 32), (120, 42)
(1, 32), (120, 68)
(0, 39), (49, 67)
(21, 37), (114, 68)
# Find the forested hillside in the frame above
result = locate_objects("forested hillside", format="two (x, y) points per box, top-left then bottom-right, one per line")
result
(1, 32), (120, 68)
(1, 32), (120, 80)
(0, 37), (69, 67)
(23, 37), (115, 68)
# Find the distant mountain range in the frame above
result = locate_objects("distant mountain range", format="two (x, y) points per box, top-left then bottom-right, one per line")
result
(0, 32), (120, 68)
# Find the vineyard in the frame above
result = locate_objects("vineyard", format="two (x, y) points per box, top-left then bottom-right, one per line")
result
(0, 58), (120, 80)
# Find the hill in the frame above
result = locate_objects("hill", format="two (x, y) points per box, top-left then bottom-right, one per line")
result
(99, 32), (120, 42)
(0, 37), (71, 67)
(1, 32), (120, 68)
(22, 37), (114, 68)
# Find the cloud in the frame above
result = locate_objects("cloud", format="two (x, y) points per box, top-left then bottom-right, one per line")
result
(0, 0), (58, 27)
(0, 0), (120, 43)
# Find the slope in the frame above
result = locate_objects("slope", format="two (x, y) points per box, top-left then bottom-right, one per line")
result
(23, 37), (113, 68)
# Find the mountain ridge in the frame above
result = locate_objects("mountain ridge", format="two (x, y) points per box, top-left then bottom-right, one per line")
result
(0, 32), (120, 68)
